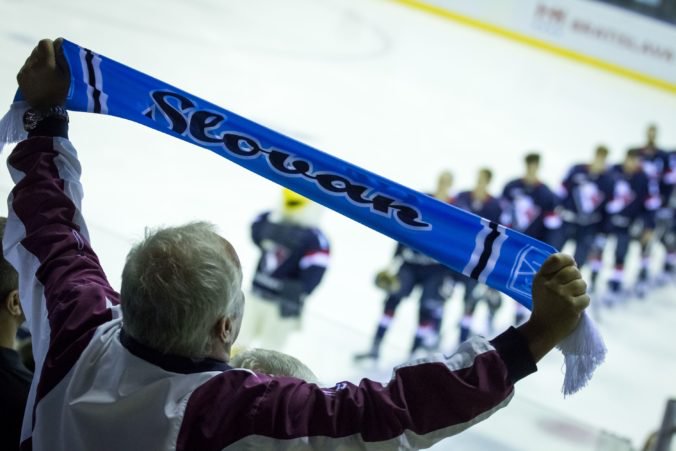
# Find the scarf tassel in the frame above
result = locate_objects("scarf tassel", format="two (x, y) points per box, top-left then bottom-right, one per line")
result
(0, 101), (29, 153)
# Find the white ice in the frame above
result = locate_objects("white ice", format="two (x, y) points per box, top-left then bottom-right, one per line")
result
(1, 0), (675, 449)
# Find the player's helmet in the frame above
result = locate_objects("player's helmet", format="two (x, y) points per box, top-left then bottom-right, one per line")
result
(280, 189), (321, 226)
(282, 189), (310, 214)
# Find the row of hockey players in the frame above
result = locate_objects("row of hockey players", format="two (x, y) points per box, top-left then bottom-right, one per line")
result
(558, 124), (676, 304)
(353, 123), (674, 359)
(239, 124), (674, 359)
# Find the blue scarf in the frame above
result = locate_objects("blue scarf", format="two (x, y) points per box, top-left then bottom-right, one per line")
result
(0, 39), (604, 395)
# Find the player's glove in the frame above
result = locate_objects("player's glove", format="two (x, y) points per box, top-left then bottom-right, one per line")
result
(375, 270), (400, 293)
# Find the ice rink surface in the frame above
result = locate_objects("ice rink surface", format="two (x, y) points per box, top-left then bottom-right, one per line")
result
(1, 0), (676, 449)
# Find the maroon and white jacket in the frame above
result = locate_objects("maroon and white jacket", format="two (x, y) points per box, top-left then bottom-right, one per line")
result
(3, 124), (537, 450)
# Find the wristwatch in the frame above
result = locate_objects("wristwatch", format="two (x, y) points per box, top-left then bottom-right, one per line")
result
(23, 106), (69, 132)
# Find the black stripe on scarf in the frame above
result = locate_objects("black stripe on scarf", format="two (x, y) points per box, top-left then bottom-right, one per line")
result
(470, 222), (501, 280)
(84, 50), (102, 113)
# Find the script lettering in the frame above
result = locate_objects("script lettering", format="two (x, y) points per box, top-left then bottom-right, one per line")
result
(223, 133), (264, 158)
(190, 110), (224, 143)
(268, 150), (312, 175)
(147, 90), (431, 230)
(151, 91), (194, 135)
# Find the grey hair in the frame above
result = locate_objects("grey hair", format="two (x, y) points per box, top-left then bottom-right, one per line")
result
(230, 348), (318, 383)
(121, 222), (242, 357)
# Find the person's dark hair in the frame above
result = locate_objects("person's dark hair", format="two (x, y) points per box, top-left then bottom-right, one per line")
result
(595, 145), (609, 157)
(626, 149), (641, 159)
(524, 153), (540, 165)
(0, 217), (19, 304)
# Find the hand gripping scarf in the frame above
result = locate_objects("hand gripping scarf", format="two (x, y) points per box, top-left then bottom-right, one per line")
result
(0, 39), (605, 395)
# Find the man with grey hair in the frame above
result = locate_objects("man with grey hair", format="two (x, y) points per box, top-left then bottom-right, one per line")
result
(230, 348), (319, 383)
(121, 222), (244, 359)
(5, 38), (590, 451)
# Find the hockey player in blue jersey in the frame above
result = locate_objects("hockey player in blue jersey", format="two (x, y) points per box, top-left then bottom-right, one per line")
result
(633, 125), (670, 207)
(452, 168), (504, 343)
(603, 149), (652, 304)
(662, 149), (676, 280)
(631, 124), (672, 291)
(239, 189), (330, 350)
(501, 153), (561, 245)
(553, 145), (613, 281)
(354, 171), (455, 360)
(502, 153), (561, 323)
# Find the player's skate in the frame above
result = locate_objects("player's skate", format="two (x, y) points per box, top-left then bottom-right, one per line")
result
(634, 280), (649, 299)
(654, 265), (675, 287)
(602, 286), (621, 308)
(634, 268), (650, 299)
(353, 341), (381, 362)
(409, 327), (440, 360)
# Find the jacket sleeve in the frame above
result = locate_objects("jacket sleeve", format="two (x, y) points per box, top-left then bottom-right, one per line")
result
(177, 327), (536, 450)
(3, 125), (120, 422)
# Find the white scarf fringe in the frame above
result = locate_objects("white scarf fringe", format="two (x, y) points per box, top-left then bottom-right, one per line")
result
(557, 313), (607, 396)
(0, 101), (30, 153)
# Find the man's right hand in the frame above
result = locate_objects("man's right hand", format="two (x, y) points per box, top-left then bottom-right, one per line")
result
(518, 253), (590, 362)
(17, 38), (70, 109)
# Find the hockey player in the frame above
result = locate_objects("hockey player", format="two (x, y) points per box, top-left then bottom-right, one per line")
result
(603, 149), (652, 304)
(631, 124), (672, 289)
(554, 145), (613, 282)
(502, 153), (561, 323)
(501, 153), (561, 245)
(662, 149), (676, 280)
(452, 168), (504, 342)
(239, 189), (329, 350)
(354, 171), (455, 360)
(633, 124), (670, 205)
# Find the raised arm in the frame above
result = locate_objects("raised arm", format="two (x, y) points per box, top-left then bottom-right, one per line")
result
(2, 38), (120, 408)
(177, 253), (589, 450)
(178, 328), (531, 450)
